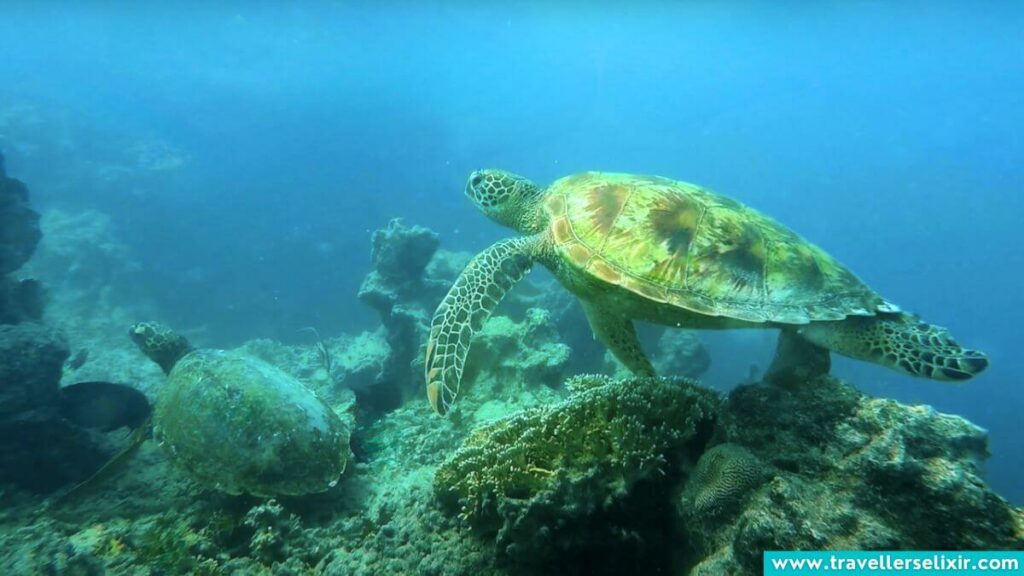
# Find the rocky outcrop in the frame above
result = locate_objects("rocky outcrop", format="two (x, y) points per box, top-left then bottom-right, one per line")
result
(682, 376), (1024, 574)
(0, 322), (68, 415)
(0, 151), (43, 324)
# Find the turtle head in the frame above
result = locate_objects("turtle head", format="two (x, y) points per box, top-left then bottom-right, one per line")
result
(129, 321), (194, 375)
(466, 169), (546, 234)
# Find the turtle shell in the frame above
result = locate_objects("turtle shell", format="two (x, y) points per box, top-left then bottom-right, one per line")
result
(544, 172), (895, 324)
(156, 350), (349, 497)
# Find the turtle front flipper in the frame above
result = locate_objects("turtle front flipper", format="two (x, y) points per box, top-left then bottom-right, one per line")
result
(426, 236), (539, 415)
(800, 313), (989, 381)
(582, 301), (655, 377)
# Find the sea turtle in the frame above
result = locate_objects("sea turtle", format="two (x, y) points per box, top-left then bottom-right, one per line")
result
(424, 170), (989, 414)
(64, 322), (350, 499)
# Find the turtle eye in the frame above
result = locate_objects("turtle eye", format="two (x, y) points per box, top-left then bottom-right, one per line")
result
(470, 173), (483, 188)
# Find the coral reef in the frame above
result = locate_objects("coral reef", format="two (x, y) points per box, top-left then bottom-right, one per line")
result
(655, 329), (711, 379)
(356, 220), (450, 412)
(1, 214), (1020, 576)
(682, 376), (1024, 574)
(459, 309), (571, 407)
(435, 374), (718, 572)
(2, 340), (1021, 576)
(357, 219), (447, 317)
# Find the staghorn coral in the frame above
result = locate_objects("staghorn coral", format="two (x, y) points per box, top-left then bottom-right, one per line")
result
(682, 443), (767, 518)
(435, 374), (718, 573)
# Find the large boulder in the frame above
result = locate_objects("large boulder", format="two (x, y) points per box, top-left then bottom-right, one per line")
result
(0, 322), (68, 415)
(681, 376), (1024, 574)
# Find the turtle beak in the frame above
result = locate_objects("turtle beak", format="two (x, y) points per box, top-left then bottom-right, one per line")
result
(467, 170), (488, 200)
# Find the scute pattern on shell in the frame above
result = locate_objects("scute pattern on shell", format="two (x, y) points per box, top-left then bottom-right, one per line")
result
(544, 172), (893, 324)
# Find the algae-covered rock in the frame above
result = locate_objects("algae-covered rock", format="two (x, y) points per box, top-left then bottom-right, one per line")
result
(655, 330), (711, 379)
(435, 374), (718, 572)
(356, 220), (450, 413)
(133, 322), (350, 496)
(358, 218), (446, 317)
(683, 376), (1024, 574)
(462, 308), (572, 396)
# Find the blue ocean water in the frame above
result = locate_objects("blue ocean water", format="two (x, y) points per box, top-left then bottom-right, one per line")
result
(0, 0), (1020, 507)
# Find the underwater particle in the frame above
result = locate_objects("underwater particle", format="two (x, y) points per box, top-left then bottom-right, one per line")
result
(684, 443), (767, 517)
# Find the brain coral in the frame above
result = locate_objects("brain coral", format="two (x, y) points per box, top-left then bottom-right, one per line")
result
(683, 443), (768, 517)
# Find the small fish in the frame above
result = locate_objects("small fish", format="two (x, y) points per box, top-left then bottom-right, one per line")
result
(58, 382), (152, 432)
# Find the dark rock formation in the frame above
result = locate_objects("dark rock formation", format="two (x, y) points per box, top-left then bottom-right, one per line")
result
(0, 322), (107, 494)
(0, 152), (41, 277)
(0, 410), (108, 493)
(682, 376), (1024, 573)
(0, 151), (44, 324)
(0, 322), (68, 415)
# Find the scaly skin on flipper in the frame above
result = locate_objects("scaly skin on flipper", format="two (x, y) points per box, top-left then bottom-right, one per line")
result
(425, 236), (538, 414)
(800, 313), (989, 381)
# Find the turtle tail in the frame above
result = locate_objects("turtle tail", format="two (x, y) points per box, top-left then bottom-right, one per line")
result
(799, 313), (989, 381)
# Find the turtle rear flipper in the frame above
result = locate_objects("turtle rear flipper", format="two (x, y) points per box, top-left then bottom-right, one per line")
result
(800, 313), (989, 381)
(54, 418), (151, 506)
